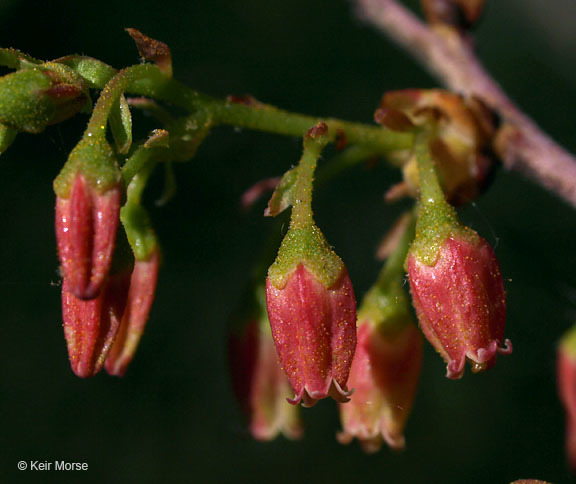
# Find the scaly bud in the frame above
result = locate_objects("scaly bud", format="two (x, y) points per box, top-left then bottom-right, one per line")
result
(105, 248), (160, 376)
(62, 274), (129, 378)
(0, 64), (88, 133)
(228, 287), (303, 441)
(558, 325), (576, 473)
(380, 89), (496, 205)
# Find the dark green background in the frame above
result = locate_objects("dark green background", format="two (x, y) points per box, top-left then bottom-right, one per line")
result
(1, 0), (575, 482)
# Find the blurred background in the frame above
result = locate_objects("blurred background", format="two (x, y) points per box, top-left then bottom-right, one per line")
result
(1, 0), (575, 482)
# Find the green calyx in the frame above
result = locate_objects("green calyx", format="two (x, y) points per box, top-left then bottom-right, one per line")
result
(560, 324), (576, 360)
(267, 224), (345, 289)
(121, 159), (159, 261)
(0, 63), (89, 133)
(358, 212), (415, 333)
(120, 203), (158, 261)
(268, 123), (345, 289)
(358, 282), (412, 335)
(53, 134), (121, 197)
(0, 123), (17, 154)
(408, 130), (477, 266)
(0, 68), (61, 133)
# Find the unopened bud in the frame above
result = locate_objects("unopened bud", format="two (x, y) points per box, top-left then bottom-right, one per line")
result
(105, 248), (160, 376)
(62, 274), (128, 378)
(0, 66), (88, 133)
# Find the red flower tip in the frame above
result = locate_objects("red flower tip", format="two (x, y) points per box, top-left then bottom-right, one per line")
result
(407, 235), (511, 379)
(228, 319), (303, 441)
(105, 249), (160, 377)
(266, 263), (357, 407)
(56, 173), (121, 300)
(62, 274), (129, 378)
(558, 334), (576, 473)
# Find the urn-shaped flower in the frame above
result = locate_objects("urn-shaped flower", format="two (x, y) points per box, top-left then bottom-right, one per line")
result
(266, 258), (357, 407)
(558, 325), (576, 473)
(407, 233), (511, 378)
(338, 320), (422, 452)
(228, 312), (303, 441)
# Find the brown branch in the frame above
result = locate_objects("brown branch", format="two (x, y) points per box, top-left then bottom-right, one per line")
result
(354, 0), (576, 207)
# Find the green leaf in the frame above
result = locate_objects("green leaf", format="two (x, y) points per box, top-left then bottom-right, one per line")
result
(109, 94), (132, 155)
(54, 56), (116, 88)
(0, 48), (40, 69)
(0, 123), (16, 154)
(265, 166), (298, 217)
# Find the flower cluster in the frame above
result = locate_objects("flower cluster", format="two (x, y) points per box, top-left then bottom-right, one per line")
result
(229, 111), (511, 450)
(0, 31), (518, 460)
(54, 138), (161, 378)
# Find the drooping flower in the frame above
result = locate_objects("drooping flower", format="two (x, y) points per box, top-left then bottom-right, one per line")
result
(338, 212), (421, 452)
(406, 129), (511, 378)
(265, 123), (357, 407)
(407, 232), (511, 378)
(228, 304), (303, 441)
(105, 248), (160, 376)
(266, 261), (357, 407)
(338, 321), (422, 452)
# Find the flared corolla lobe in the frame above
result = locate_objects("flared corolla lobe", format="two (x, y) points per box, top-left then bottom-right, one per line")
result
(266, 263), (357, 407)
(407, 235), (511, 379)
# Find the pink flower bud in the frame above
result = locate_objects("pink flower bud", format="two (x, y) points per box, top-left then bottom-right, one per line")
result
(558, 329), (576, 473)
(228, 319), (303, 441)
(62, 273), (129, 378)
(266, 263), (357, 407)
(55, 173), (122, 300)
(407, 234), (511, 379)
(338, 321), (422, 453)
(105, 249), (160, 376)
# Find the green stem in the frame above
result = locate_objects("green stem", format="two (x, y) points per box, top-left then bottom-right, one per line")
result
(50, 59), (413, 169)
(86, 65), (169, 138)
(290, 131), (329, 229)
(120, 159), (159, 261)
(121, 144), (164, 186)
(358, 211), (416, 331)
(377, 211), (416, 288)
(202, 96), (413, 151)
(414, 131), (458, 230)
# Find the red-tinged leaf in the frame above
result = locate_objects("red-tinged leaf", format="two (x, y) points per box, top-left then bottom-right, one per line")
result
(125, 28), (172, 77)
(265, 167), (298, 217)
